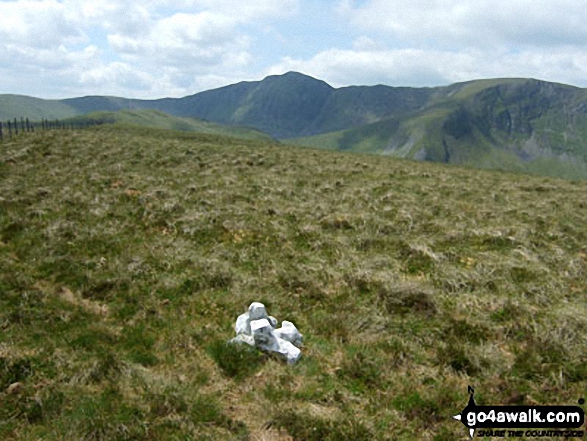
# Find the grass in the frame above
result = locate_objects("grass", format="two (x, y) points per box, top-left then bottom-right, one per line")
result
(66, 109), (274, 142)
(1, 125), (587, 439)
(0, 95), (78, 121)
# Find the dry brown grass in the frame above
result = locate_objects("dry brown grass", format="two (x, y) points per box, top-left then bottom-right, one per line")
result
(1, 125), (586, 439)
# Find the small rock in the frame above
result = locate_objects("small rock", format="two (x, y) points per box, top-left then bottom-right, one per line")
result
(249, 302), (268, 320)
(230, 302), (303, 364)
(229, 333), (255, 346)
(274, 321), (303, 347)
(275, 339), (301, 365)
(235, 312), (251, 334)
(251, 319), (277, 347)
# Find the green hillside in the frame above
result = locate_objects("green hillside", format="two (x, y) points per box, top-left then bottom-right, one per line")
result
(291, 79), (587, 180)
(66, 109), (273, 141)
(0, 95), (78, 121)
(61, 96), (144, 114)
(1, 126), (586, 439)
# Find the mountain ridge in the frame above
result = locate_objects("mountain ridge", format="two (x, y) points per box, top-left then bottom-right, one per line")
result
(3, 72), (587, 179)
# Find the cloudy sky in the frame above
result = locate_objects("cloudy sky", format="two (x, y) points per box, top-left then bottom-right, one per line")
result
(1, 0), (587, 99)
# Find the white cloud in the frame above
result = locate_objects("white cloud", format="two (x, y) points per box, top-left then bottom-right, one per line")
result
(1, 0), (586, 99)
(104, 11), (253, 97)
(0, 0), (84, 47)
(264, 0), (587, 89)
(144, 0), (299, 21)
(352, 36), (382, 51)
(345, 0), (587, 48)
(109, 11), (240, 60)
(267, 46), (587, 88)
(0, 0), (299, 98)
(77, 0), (151, 37)
(97, 0), (299, 96)
(80, 62), (153, 91)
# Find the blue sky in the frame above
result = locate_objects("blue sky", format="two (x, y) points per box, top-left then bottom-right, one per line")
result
(1, 0), (587, 99)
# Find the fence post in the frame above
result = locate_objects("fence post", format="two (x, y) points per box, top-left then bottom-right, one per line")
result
(0, 121), (3, 141)
(25, 118), (30, 132)
(14, 118), (18, 135)
(21, 117), (25, 133)
(7, 120), (12, 139)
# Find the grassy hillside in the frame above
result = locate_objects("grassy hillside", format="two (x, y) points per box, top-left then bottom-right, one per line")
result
(61, 96), (144, 115)
(0, 95), (78, 121)
(66, 109), (273, 141)
(291, 79), (587, 180)
(1, 126), (587, 440)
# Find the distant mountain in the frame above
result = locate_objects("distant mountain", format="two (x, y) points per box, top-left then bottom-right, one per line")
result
(161, 72), (335, 138)
(0, 72), (436, 138)
(151, 72), (435, 138)
(289, 78), (587, 179)
(0, 95), (78, 120)
(66, 109), (273, 141)
(2, 73), (587, 179)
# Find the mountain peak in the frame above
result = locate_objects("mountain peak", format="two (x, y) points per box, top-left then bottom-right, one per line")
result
(282, 71), (314, 78)
(263, 71), (333, 88)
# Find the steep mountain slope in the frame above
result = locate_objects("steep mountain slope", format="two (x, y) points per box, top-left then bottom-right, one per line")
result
(290, 79), (587, 179)
(303, 85), (433, 136)
(165, 72), (335, 138)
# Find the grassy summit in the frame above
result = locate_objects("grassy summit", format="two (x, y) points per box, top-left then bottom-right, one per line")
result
(1, 126), (586, 439)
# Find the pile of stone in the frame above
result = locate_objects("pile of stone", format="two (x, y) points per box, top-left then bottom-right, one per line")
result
(229, 302), (303, 364)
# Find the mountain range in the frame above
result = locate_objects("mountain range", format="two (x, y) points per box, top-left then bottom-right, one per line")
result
(2, 71), (587, 179)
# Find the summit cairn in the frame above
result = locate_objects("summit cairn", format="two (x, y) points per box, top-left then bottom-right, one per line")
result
(230, 302), (303, 364)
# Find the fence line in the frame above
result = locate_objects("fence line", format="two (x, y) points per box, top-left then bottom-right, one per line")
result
(0, 117), (105, 142)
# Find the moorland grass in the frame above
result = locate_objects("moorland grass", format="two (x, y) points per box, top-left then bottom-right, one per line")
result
(1, 125), (586, 439)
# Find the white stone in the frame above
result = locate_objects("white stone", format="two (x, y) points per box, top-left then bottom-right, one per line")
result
(228, 333), (255, 346)
(251, 319), (277, 347)
(274, 320), (303, 347)
(235, 312), (251, 335)
(230, 302), (302, 364)
(248, 302), (268, 320)
(276, 339), (302, 365)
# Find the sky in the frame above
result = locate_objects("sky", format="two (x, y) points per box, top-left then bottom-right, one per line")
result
(1, 0), (587, 99)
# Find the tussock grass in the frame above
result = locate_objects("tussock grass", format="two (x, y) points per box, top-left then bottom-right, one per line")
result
(1, 125), (586, 439)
